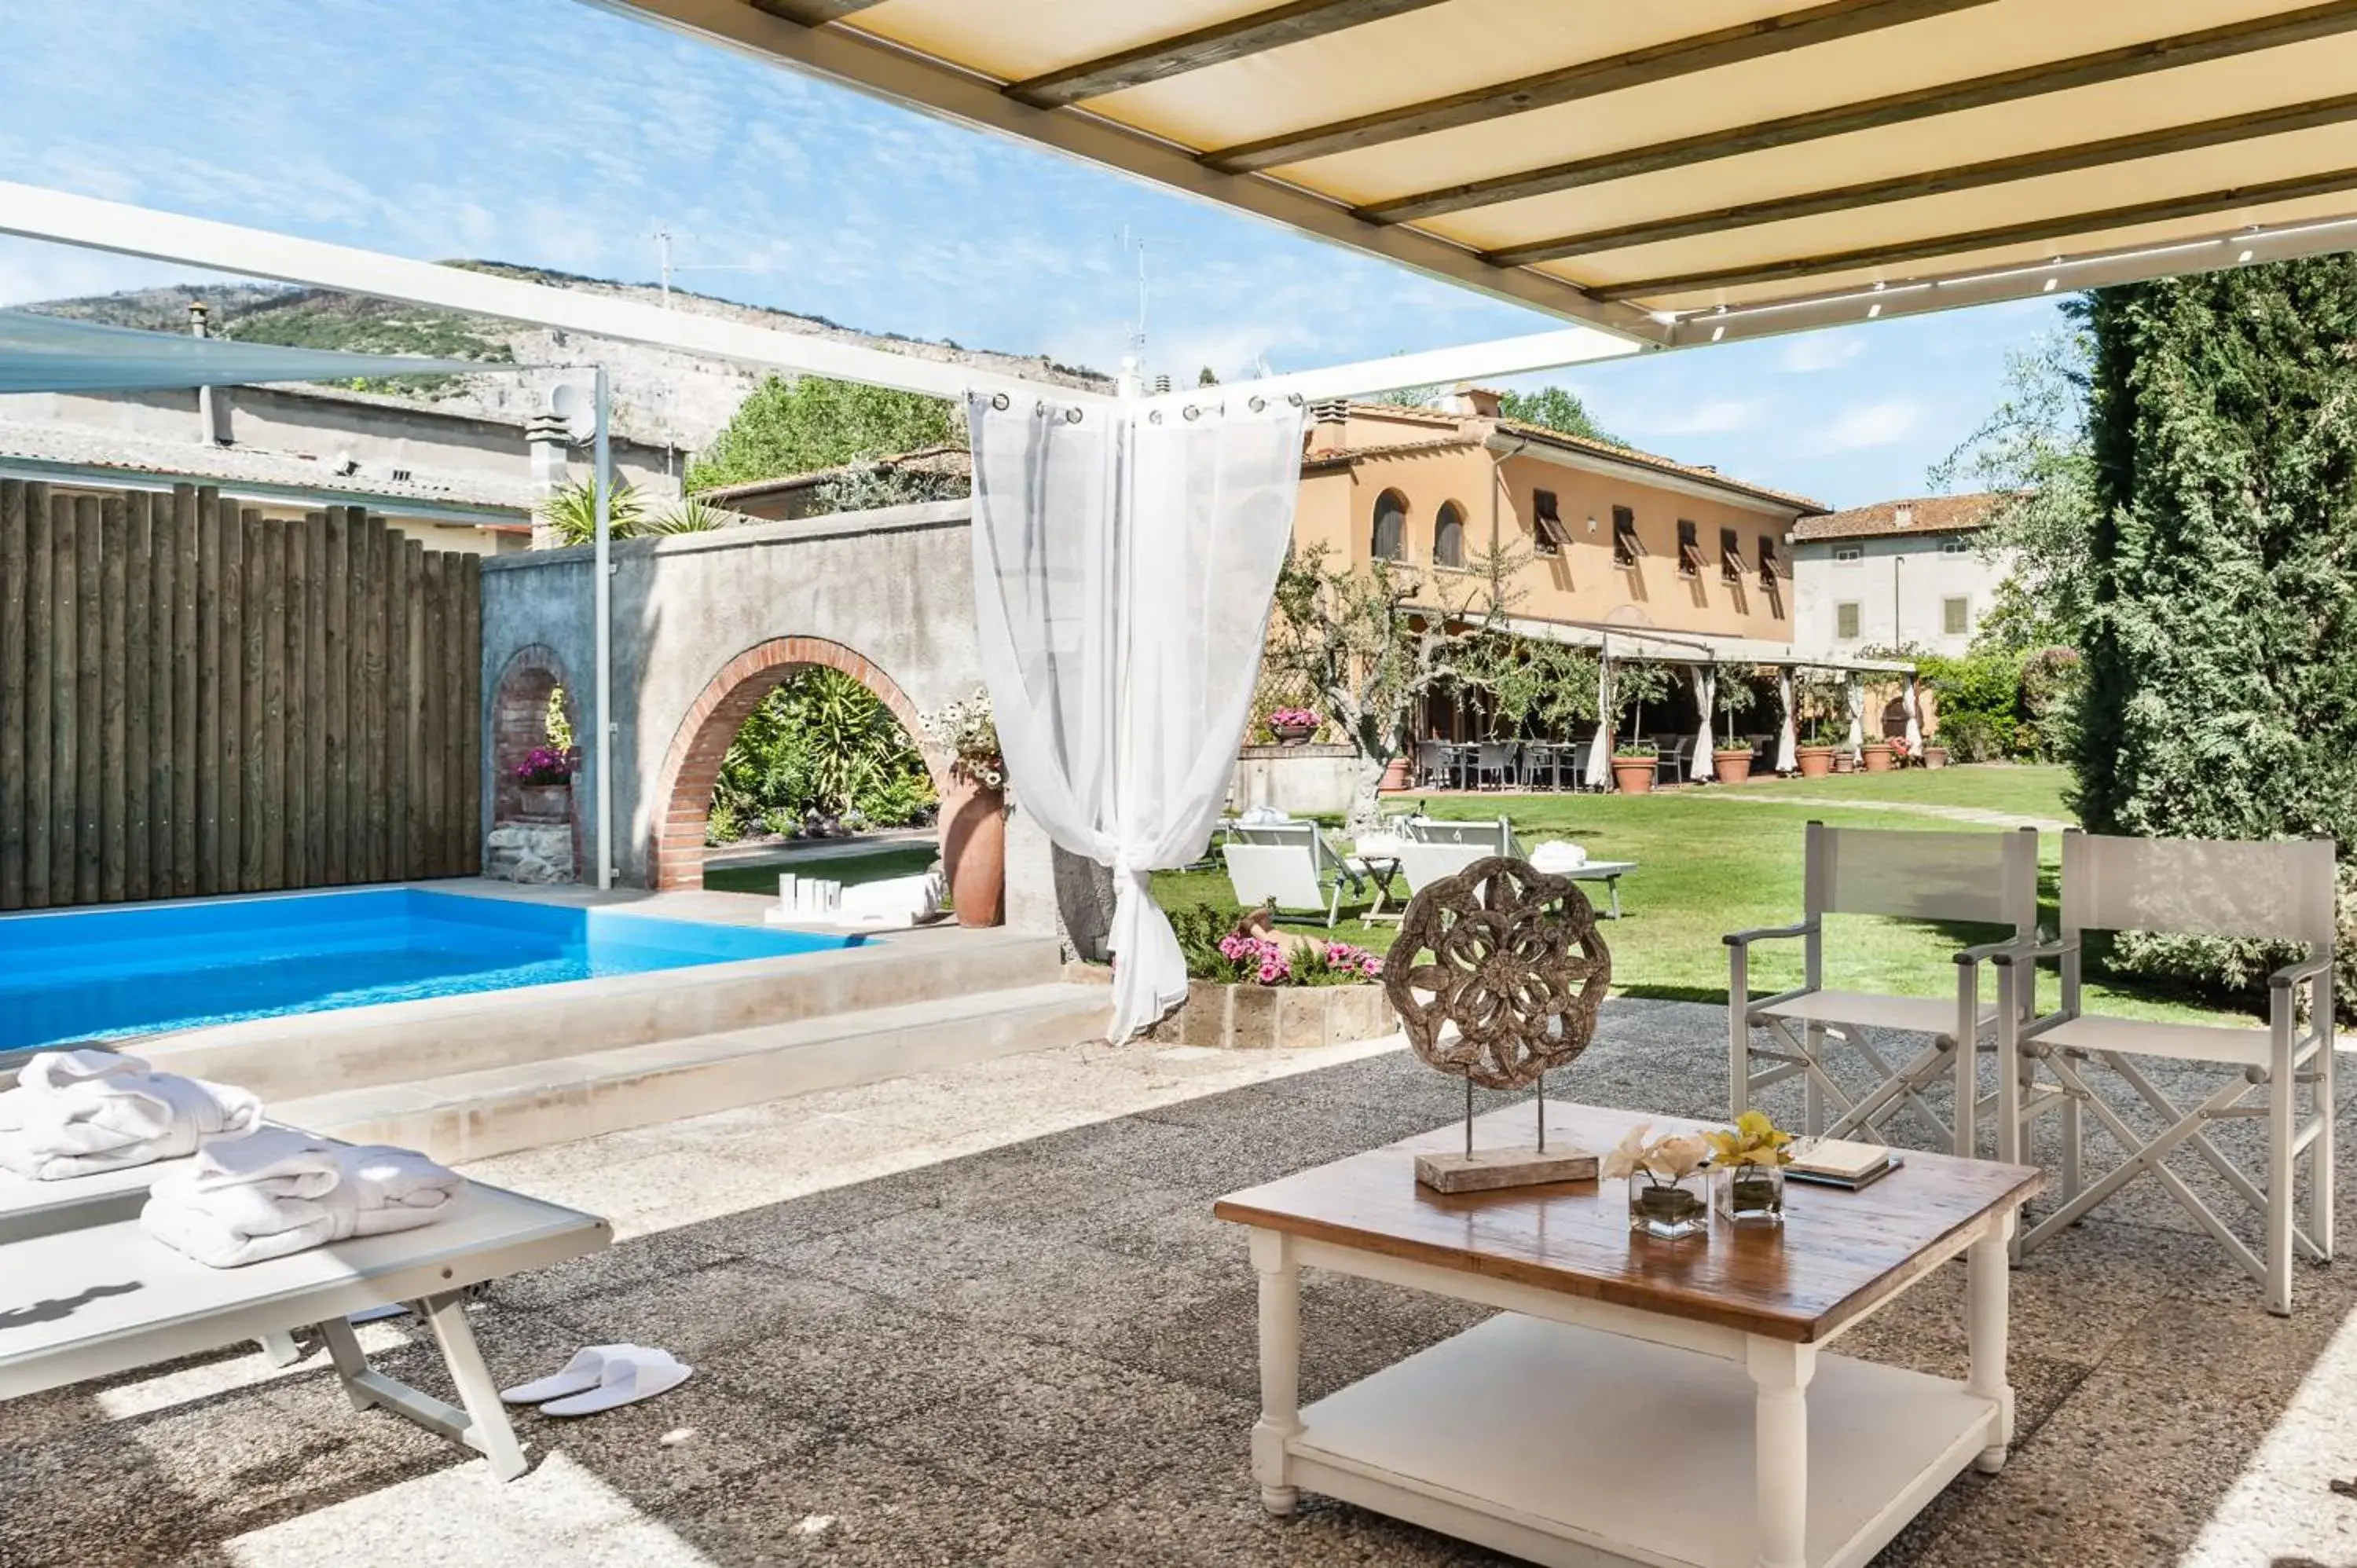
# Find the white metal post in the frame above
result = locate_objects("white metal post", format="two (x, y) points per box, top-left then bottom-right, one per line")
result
(593, 365), (614, 890)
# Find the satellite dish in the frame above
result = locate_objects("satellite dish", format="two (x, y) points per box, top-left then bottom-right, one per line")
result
(547, 383), (596, 445)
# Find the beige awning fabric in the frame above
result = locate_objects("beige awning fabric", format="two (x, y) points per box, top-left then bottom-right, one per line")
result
(1423, 606), (1912, 672)
(602, 0), (2357, 350)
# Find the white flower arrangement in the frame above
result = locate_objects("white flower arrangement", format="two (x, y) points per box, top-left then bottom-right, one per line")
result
(1601, 1124), (1711, 1184)
(921, 686), (1006, 789)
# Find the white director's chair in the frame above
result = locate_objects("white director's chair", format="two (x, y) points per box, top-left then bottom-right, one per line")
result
(1994, 833), (2336, 1315)
(1727, 822), (2040, 1156)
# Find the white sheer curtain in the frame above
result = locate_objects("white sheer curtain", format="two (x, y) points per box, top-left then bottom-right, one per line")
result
(1690, 665), (1716, 782)
(1904, 672), (1923, 749)
(967, 391), (1307, 1041)
(1844, 674), (1864, 760)
(1585, 650), (1615, 789)
(1775, 668), (1798, 772)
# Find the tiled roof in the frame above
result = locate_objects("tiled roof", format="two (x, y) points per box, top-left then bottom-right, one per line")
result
(1487, 416), (1824, 514)
(1793, 492), (2004, 541)
(0, 418), (534, 515)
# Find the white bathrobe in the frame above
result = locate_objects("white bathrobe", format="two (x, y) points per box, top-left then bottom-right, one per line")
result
(0, 1050), (263, 1180)
(140, 1129), (464, 1268)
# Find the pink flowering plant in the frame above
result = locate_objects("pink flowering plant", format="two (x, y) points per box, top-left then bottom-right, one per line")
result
(514, 745), (572, 786)
(1266, 706), (1320, 737)
(1172, 905), (1384, 988)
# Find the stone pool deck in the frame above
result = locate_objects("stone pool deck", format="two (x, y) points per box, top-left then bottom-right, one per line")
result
(5, 999), (2356, 1567)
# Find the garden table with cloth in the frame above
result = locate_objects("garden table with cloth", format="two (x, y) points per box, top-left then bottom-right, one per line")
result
(1217, 1101), (2039, 1568)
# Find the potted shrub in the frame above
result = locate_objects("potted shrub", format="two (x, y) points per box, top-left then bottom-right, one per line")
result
(512, 745), (573, 822)
(1611, 740), (1658, 794)
(1923, 735), (1949, 769)
(1861, 736), (1894, 772)
(1266, 706), (1320, 746)
(1789, 669), (1838, 778)
(1710, 671), (1758, 785)
(922, 687), (1006, 927)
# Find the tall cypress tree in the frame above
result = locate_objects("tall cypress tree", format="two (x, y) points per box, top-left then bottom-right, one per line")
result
(2075, 255), (2357, 997)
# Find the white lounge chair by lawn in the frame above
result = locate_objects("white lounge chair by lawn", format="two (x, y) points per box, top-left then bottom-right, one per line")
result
(1726, 822), (2040, 1157)
(1222, 822), (1366, 928)
(1405, 815), (1524, 855)
(0, 1174), (609, 1478)
(1994, 833), (2335, 1315)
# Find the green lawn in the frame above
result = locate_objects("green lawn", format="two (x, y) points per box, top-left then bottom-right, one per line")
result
(1155, 764), (2245, 1027)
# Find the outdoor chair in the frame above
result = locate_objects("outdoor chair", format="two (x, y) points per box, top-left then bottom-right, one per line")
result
(1473, 742), (1517, 790)
(1726, 822), (2040, 1157)
(1567, 737), (1599, 791)
(1222, 822), (1368, 928)
(1993, 833), (2335, 1314)
(1404, 815), (1523, 855)
(1653, 737), (1696, 786)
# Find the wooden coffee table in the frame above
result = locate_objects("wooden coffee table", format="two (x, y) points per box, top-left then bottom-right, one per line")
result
(1214, 1101), (2041, 1568)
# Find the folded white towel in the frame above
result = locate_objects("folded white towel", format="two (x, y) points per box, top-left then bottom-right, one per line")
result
(839, 872), (944, 922)
(1527, 839), (1589, 874)
(141, 1136), (464, 1268)
(0, 1054), (263, 1181)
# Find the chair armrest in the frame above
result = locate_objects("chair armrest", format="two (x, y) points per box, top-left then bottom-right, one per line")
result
(1990, 936), (2077, 969)
(2269, 952), (2333, 990)
(1723, 920), (1815, 949)
(1952, 938), (2028, 968)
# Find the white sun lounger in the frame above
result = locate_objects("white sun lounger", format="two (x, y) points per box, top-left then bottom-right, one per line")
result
(0, 1177), (609, 1479)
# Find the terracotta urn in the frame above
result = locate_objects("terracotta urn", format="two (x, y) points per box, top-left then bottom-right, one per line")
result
(1831, 749), (1859, 775)
(940, 769), (1006, 927)
(1712, 748), (1754, 785)
(1923, 744), (1949, 770)
(1861, 741), (1895, 774)
(515, 782), (570, 823)
(1377, 756), (1413, 793)
(1611, 754), (1656, 794)
(1794, 744), (1835, 779)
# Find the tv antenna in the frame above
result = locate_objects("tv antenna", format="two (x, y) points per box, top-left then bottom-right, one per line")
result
(653, 225), (772, 307)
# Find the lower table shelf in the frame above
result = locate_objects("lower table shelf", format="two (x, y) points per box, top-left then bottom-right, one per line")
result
(1289, 1313), (1996, 1568)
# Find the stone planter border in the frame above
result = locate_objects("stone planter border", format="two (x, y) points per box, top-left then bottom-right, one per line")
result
(1150, 979), (1396, 1050)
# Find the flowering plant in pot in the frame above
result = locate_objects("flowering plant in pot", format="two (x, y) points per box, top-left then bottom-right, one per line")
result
(1266, 706), (1321, 746)
(921, 687), (1007, 926)
(1605, 1124), (1713, 1239)
(1706, 1109), (1796, 1225)
(1711, 672), (1759, 785)
(512, 745), (574, 822)
(1611, 739), (1659, 795)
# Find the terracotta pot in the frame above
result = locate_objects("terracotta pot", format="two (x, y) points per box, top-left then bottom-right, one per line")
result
(1861, 742), (1894, 774)
(939, 771), (1006, 928)
(1611, 756), (1656, 795)
(1923, 745), (1949, 770)
(1377, 756), (1414, 793)
(1712, 748), (1754, 785)
(1794, 744), (1835, 780)
(1269, 722), (1316, 747)
(515, 782), (570, 823)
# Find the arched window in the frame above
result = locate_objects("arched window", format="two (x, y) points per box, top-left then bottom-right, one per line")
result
(1372, 489), (1408, 561)
(1433, 501), (1465, 568)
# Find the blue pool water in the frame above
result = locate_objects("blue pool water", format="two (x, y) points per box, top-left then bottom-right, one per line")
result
(0, 889), (864, 1051)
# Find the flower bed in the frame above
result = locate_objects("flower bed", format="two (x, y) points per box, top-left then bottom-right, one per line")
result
(1149, 914), (1396, 1049)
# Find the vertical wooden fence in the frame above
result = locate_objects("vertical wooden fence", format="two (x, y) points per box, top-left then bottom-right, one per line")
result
(0, 479), (481, 910)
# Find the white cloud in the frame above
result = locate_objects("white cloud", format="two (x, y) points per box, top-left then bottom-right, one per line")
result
(1777, 333), (1866, 373)
(1806, 399), (1923, 453)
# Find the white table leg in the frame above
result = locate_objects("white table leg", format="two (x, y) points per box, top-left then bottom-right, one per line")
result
(1249, 1228), (1302, 1515)
(1747, 1337), (1816, 1568)
(1967, 1214), (2016, 1472)
(422, 1291), (530, 1482)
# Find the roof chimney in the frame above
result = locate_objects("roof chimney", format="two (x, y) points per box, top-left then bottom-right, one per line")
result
(1307, 397), (1348, 454)
(189, 302), (233, 448)
(1439, 383), (1504, 419)
(525, 412), (572, 549)
(1893, 504), (1915, 527)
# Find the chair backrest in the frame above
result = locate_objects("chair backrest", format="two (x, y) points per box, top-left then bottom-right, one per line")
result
(2061, 832), (2336, 947)
(1232, 820), (1346, 876)
(1406, 816), (1512, 852)
(1398, 841), (1488, 893)
(1804, 822), (2040, 930)
(1478, 742), (1515, 768)
(1222, 844), (1327, 914)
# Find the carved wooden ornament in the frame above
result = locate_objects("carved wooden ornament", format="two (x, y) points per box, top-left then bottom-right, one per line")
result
(1384, 855), (1611, 1091)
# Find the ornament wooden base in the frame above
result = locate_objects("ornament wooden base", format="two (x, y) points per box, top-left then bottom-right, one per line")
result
(1415, 1146), (1597, 1195)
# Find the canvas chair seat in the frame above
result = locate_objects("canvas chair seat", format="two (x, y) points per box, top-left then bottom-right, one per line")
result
(2029, 1013), (2278, 1069)
(1754, 989), (1999, 1039)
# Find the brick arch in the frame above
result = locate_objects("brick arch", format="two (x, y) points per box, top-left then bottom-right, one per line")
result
(649, 636), (940, 892)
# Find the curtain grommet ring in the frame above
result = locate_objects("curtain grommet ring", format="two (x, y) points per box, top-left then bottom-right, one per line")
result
(989, 392), (1010, 411)
(1148, 408), (1164, 424)
(1065, 406), (1083, 424)
(1183, 405), (1201, 422)
(1248, 395), (1266, 412)
(1286, 392), (1304, 406)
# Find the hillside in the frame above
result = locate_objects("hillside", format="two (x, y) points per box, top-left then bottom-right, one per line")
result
(21, 266), (1109, 453)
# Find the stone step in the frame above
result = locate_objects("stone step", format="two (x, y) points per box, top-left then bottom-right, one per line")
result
(273, 981), (1113, 1163)
(140, 928), (1068, 1103)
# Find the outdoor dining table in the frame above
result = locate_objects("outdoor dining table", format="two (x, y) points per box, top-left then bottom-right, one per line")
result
(1216, 1101), (2040, 1568)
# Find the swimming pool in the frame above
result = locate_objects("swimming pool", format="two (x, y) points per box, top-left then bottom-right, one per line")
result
(0, 889), (864, 1051)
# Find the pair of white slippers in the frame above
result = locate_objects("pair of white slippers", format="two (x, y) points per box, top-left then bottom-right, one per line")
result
(500, 1343), (694, 1416)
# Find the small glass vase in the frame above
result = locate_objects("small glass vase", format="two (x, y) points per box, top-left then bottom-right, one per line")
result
(1628, 1173), (1710, 1240)
(1717, 1162), (1787, 1225)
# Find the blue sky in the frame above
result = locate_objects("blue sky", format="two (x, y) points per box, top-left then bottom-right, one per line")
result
(0, 0), (2063, 508)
